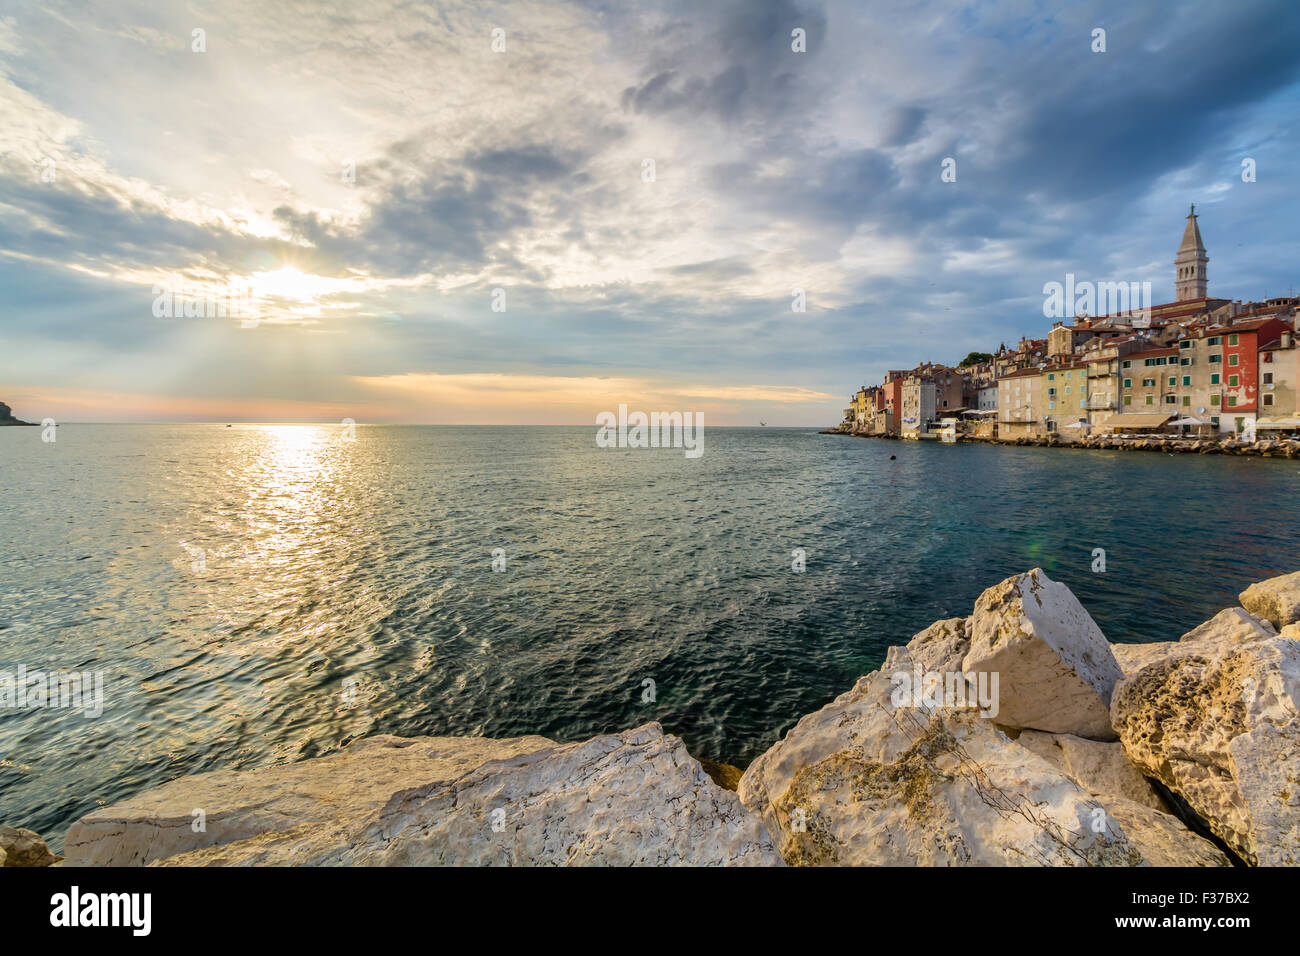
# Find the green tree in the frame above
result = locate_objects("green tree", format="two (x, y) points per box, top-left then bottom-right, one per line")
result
(959, 351), (994, 368)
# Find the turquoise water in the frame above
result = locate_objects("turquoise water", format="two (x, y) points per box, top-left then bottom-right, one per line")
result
(1, 424), (1297, 847)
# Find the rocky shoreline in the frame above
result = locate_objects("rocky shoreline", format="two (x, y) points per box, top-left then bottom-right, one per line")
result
(822, 427), (1300, 458)
(6, 567), (1300, 866)
(0, 401), (36, 426)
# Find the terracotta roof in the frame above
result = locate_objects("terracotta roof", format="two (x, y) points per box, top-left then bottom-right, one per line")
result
(1225, 316), (1289, 333)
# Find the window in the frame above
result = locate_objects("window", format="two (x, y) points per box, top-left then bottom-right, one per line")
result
(1048, 387), (1056, 396)
(1264, 372), (1274, 385)
(1229, 333), (1239, 346)
(1142, 378), (1155, 387)
(1049, 401), (1056, 410)
(1183, 396), (1191, 406)
(1209, 354), (1222, 364)
(1182, 375), (1191, 386)
(1211, 394), (1221, 405)
(1180, 356), (1193, 366)
(1079, 400), (1086, 409)
(1179, 340), (1192, 350)
(1123, 378), (1132, 388)
(1208, 336), (1222, 346)
(1229, 375), (1239, 387)
(1227, 396), (1237, 407)
(1065, 386), (1071, 395)
(1168, 376), (1176, 387)
(1048, 373), (1055, 380)
(1164, 394), (1177, 404)
(1210, 373), (1220, 385)
(1211, 416), (1220, 426)
(1264, 394), (1275, 406)
(1229, 354), (1239, 367)
(1145, 395), (1154, 405)
(1122, 360), (1132, 369)
(1124, 395), (1132, 406)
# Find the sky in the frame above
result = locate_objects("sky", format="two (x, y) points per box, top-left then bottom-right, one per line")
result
(1, 0), (1298, 425)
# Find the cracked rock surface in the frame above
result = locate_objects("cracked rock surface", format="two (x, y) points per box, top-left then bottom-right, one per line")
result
(65, 724), (781, 867)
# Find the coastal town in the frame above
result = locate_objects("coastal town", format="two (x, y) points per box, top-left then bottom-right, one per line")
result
(835, 208), (1300, 446)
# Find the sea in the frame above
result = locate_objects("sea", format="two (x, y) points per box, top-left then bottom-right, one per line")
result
(2, 423), (1297, 848)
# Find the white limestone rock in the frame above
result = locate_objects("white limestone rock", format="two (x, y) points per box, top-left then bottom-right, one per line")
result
(66, 725), (782, 867)
(963, 569), (1122, 740)
(1111, 631), (1300, 865)
(1016, 731), (1165, 812)
(738, 663), (1223, 866)
(1112, 642), (1180, 678)
(883, 617), (970, 675)
(1239, 572), (1300, 630)
(1180, 606), (1275, 644)
(1101, 798), (1230, 867)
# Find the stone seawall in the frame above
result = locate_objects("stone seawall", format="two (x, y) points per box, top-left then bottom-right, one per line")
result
(821, 427), (1300, 458)
(7, 568), (1300, 867)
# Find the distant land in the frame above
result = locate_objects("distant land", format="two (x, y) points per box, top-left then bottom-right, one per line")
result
(0, 402), (36, 426)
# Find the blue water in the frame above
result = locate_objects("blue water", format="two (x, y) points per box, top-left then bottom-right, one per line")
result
(1, 424), (1297, 848)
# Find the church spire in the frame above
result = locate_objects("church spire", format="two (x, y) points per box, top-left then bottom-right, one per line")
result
(1175, 205), (1208, 300)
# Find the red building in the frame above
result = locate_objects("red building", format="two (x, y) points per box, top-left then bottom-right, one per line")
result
(1219, 316), (1288, 427)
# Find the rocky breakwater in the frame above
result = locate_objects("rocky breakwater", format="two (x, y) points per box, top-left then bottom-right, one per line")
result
(62, 723), (781, 866)
(1079, 434), (1300, 457)
(32, 568), (1300, 866)
(738, 567), (1300, 866)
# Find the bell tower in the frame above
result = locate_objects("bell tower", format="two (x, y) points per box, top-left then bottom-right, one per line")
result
(1174, 204), (1208, 301)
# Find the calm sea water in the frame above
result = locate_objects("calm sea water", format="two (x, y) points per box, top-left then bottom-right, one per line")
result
(2, 424), (1297, 847)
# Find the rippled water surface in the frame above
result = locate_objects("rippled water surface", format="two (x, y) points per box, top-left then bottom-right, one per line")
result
(2, 424), (1298, 846)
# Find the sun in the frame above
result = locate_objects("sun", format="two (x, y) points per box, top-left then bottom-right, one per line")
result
(248, 266), (341, 303)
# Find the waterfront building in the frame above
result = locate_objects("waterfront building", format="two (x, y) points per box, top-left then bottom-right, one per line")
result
(900, 375), (936, 438)
(1119, 344), (1180, 417)
(997, 367), (1043, 439)
(1041, 362), (1090, 435)
(881, 370), (907, 436)
(1217, 315), (1290, 435)
(1258, 329), (1300, 434)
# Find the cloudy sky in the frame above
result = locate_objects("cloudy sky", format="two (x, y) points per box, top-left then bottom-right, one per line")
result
(2, 0), (1298, 424)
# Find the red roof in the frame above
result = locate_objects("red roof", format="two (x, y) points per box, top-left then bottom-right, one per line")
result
(1224, 316), (1289, 333)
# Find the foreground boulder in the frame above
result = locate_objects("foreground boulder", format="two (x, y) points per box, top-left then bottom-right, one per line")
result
(963, 569), (1123, 740)
(1240, 571), (1300, 630)
(738, 637), (1226, 866)
(0, 826), (61, 866)
(1014, 731), (1165, 812)
(65, 724), (781, 867)
(1111, 621), (1300, 865)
